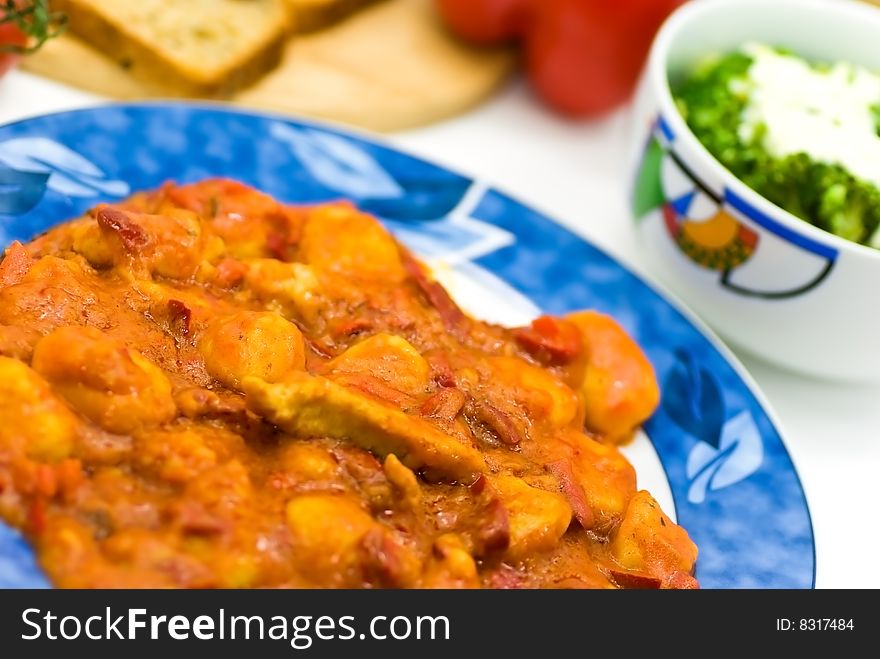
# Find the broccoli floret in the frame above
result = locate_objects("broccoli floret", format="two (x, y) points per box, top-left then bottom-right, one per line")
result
(674, 52), (753, 167)
(820, 182), (863, 242)
(674, 50), (880, 249)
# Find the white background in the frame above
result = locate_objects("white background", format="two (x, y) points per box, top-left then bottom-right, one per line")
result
(1, 70), (877, 588)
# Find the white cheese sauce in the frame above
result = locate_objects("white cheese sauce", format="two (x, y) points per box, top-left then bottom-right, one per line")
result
(735, 43), (880, 188)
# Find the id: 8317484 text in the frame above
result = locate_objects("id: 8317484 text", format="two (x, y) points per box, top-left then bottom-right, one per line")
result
(776, 618), (854, 631)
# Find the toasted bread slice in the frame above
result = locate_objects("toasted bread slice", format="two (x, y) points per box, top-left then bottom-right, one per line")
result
(285, 0), (380, 33)
(23, 0), (515, 131)
(51, 0), (290, 97)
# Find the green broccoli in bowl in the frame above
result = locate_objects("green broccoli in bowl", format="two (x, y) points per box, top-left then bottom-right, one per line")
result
(674, 44), (880, 248)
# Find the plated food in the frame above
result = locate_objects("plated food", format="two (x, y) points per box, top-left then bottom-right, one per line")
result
(0, 179), (698, 589)
(675, 43), (880, 248)
(0, 102), (816, 588)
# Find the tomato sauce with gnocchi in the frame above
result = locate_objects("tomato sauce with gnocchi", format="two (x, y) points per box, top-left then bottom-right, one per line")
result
(0, 180), (697, 588)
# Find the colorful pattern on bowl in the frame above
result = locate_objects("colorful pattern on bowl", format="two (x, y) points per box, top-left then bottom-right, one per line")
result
(634, 115), (838, 299)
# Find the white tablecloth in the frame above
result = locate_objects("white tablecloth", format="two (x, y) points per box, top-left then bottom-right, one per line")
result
(1, 70), (875, 588)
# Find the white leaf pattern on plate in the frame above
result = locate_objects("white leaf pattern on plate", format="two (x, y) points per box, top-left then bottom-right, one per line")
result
(686, 410), (764, 504)
(0, 138), (130, 200)
(269, 123), (403, 199)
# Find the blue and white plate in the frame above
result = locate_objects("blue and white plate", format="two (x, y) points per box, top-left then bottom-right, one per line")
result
(0, 104), (814, 589)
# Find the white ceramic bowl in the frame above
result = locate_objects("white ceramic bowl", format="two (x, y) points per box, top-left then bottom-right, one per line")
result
(629, 0), (880, 382)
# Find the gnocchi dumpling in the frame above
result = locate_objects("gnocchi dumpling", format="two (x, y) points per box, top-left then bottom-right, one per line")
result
(32, 326), (176, 435)
(200, 311), (306, 390)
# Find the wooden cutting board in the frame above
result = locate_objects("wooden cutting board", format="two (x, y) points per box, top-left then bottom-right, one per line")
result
(21, 0), (515, 132)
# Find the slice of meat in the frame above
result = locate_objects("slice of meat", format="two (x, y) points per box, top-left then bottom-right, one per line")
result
(606, 567), (662, 590)
(170, 501), (229, 537)
(424, 349), (456, 388)
(401, 250), (467, 334)
(95, 206), (149, 252)
(420, 387), (467, 427)
(166, 299), (192, 338)
(174, 387), (248, 422)
(332, 444), (393, 510)
(243, 372), (486, 483)
(546, 459), (595, 530)
(514, 315), (584, 366)
(469, 400), (526, 447)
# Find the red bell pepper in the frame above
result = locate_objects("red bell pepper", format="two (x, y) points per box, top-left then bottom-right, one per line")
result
(436, 0), (687, 117)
